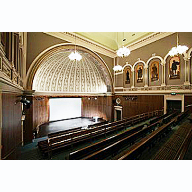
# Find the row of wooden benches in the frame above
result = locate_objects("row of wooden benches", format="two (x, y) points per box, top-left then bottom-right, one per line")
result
(69, 111), (178, 160)
(153, 113), (192, 160)
(118, 110), (189, 160)
(38, 110), (163, 156)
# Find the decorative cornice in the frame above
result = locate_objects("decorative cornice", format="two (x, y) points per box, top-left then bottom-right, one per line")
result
(127, 32), (175, 51)
(115, 85), (192, 95)
(33, 91), (113, 96)
(43, 32), (175, 58)
(44, 32), (116, 58)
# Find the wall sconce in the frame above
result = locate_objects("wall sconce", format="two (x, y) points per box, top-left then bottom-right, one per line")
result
(15, 96), (31, 108)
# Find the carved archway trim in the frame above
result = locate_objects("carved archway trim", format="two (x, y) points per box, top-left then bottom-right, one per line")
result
(25, 43), (113, 93)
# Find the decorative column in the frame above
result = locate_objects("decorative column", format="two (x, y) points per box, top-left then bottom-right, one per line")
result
(184, 56), (190, 85)
(131, 67), (135, 88)
(144, 64), (148, 87)
(161, 60), (166, 86)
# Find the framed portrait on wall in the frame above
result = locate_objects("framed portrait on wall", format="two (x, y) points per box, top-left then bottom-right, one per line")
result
(150, 61), (159, 82)
(136, 64), (143, 83)
(169, 56), (180, 79)
(124, 67), (131, 84)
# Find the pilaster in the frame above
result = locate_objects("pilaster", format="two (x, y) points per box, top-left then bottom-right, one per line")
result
(131, 68), (135, 88)
(184, 56), (190, 85)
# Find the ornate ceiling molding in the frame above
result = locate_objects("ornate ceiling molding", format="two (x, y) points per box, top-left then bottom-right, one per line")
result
(32, 45), (113, 94)
(44, 32), (116, 58)
(44, 32), (175, 58)
(127, 32), (175, 51)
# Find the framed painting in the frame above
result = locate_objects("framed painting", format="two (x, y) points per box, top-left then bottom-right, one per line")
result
(124, 67), (131, 84)
(136, 64), (143, 83)
(150, 61), (159, 82)
(169, 56), (180, 79)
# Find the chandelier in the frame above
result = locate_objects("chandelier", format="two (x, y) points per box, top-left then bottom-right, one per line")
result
(68, 51), (82, 61)
(116, 32), (130, 57)
(168, 32), (188, 57)
(113, 64), (123, 72)
(69, 33), (82, 61)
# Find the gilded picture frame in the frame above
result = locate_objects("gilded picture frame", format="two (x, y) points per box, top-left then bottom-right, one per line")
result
(169, 56), (180, 79)
(136, 64), (143, 83)
(150, 61), (159, 82)
(124, 67), (131, 84)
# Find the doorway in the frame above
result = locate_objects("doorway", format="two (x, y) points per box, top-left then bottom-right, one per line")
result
(114, 106), (122, 121)
(164, 94), (184, 114)
(167, 100), (182, 113)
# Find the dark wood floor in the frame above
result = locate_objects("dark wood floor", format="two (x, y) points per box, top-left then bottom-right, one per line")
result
(36, 117), (102, 138)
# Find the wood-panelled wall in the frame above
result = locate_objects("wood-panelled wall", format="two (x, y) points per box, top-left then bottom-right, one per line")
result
(115, 95), (164, 118)
(184, 95), (192, 113)
(33, 96), (49, 129)
(81, 96), (113, 121)
(2, 92), (22, 159)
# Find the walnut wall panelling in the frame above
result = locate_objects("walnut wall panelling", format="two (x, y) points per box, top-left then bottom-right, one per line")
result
(81, 96), (113, 121)
(23, 96), (33, 143)
(2, 92), (22, 160)
(184, 95), (192, 113)
(33, 97), (49, 130)
(117, 95), (164, 118)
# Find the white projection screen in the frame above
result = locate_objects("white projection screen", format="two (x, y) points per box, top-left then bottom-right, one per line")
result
(49, 98), (82, 121)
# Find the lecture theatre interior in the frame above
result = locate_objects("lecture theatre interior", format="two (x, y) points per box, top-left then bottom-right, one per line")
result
(1, 32), (192, 160)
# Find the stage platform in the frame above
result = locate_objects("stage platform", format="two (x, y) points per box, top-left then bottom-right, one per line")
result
(36, 117), (103, 138)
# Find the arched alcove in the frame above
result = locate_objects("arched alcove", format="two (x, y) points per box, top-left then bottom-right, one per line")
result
(26, 44), (113, 94)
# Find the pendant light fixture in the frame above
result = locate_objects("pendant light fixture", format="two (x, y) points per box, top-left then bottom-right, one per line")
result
(117, 32), (130, 57)
(68, 33), (82, 61)
(114, 32), (123, 72)
(168, 32), (188, 57)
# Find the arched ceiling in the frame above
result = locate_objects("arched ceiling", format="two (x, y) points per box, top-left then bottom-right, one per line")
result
(32, 47), (112, 93)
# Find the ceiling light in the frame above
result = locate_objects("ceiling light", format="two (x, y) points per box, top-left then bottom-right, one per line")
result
(117, 46), (130, 57)
(69, 33), (82, 61)
(69, 51), (82, 61)
(116, 32), (131, 57)
(113, 64), (123, 72)
(168, 33), (188, 57)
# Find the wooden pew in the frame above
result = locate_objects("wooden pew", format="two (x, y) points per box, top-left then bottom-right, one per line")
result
(81, 119), (163, 160)
(118, 119), (176, 160)
(38, 110), (162, 156)
(69, 123), (145, 160)
(153, 121), (192, 160)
